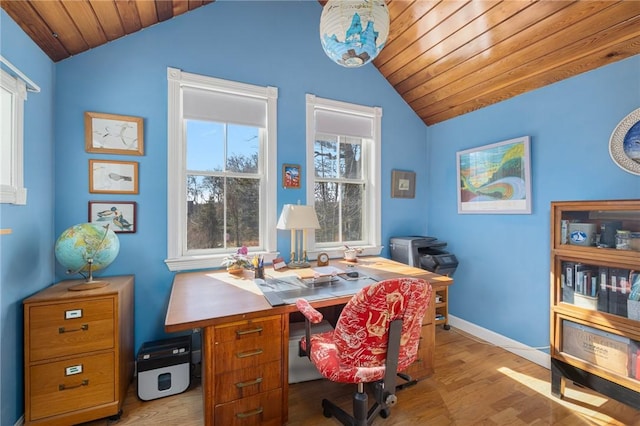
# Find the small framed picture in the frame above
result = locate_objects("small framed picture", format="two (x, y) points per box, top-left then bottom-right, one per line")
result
(85, 111), (144, 156)
(89, 201), (137, 233)
(391, 170), (416, 198)
(89, 159), (139, 194)
(283, 163), (301, 189)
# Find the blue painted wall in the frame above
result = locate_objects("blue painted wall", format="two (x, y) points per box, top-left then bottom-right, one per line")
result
(0, 10), (56, 426)
(427, 55), (640, 349)
(2, 0), (639, 424)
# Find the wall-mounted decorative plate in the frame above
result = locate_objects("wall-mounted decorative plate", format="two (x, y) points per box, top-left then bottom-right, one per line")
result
(609, 108), (640, 175)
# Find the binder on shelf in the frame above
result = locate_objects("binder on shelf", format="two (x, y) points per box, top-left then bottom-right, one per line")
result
(597, 267), (609, 313)
(561, 261), (576, 304)
(609, 269), (631, 317)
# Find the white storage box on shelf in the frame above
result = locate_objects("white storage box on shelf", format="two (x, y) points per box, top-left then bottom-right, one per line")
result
(289, 320), (333, 383)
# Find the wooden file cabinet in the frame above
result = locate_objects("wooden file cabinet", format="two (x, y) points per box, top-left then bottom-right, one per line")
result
(23, 276), (134, 425)
(403, 287), (436, 379)
(207, 314), (285, 425)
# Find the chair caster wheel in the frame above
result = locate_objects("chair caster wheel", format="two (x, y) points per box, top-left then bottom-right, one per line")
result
(108, 409), (123, 421)
(321, 399), (332, 418)
(380, 408), (391, 418)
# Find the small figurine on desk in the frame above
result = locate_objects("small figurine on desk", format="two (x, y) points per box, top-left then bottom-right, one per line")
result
(343, 245), (362, 262)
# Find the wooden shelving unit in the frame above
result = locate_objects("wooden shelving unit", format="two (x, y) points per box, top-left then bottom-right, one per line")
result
(434, 286), (449, 330)
(549, 200), (640, 409)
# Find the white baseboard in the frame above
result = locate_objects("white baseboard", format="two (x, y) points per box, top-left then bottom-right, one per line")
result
(448, 315), (551, 369)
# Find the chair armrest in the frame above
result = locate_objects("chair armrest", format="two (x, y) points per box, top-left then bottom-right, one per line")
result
(296, 298), (324, 324)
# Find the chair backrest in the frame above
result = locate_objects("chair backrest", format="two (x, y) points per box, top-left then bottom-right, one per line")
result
(333, 277), (432, 371)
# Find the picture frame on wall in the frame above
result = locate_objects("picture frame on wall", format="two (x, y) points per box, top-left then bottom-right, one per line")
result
(85, 111), (144, 155)
(456, 136), (532, 214)
(89, 159), (139, 194)
(391, 170), (416, 199)
(89, 201), (136, 233)
(283, 163), (301, 189)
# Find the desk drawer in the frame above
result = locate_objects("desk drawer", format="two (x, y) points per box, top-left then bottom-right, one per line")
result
(215, 360), (281, 404)
(214, 316), (282, 343)
(214, 333), (282, 371)
(28, 299), (115, 361)
(29, 352), (115, 420)
(214, 388), (282, 426)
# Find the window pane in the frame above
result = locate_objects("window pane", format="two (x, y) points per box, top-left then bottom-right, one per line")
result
(342, 183), (363, 241)
(314, 134), (338, 178)
(226, 177), (260, 248)
(187, 175), (224, 250)
(186, 120), (224, 172)
(340, 137), (362, 179)
(227, 125), (259, 173)
(315, 182), (339, 243)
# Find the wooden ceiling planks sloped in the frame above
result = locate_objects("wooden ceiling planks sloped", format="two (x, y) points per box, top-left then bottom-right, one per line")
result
(2, 0), (639, 125)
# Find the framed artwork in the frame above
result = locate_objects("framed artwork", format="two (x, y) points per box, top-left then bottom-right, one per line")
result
(89, 159), (139, 194)
(85, 111), (144, 155)
(89, 201), (136, 233)
(391, 170), (416, 198)
(283, 164), (301, 189)
(457, 136), (532, 214)
(609, 107), (640, 175)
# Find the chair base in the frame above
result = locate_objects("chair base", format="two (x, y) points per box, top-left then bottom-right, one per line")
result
(321, 374), (415, 426)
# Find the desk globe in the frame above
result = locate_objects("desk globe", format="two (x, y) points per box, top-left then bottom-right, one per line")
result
(55, 223), (120, 290)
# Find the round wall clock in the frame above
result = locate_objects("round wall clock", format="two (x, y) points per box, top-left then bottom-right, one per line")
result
(317, 252), (329, 266)
(609, 107), (640, 175)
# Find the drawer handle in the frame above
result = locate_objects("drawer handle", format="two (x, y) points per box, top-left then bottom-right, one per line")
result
(236, 407), (263, 419)
(59, 379), (89, 391)
(236, 348), (264, 358)
(236, 377), (263, 388)
(59, 324), (89, 334)
(236, 326), (263, 337)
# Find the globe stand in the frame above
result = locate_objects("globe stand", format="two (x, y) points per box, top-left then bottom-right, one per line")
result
(68, 259), (110, 291)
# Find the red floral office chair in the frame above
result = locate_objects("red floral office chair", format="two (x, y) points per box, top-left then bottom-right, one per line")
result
(296, 277), (432, 426)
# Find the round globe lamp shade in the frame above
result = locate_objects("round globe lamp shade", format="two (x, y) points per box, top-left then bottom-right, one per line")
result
(55, 223), (120, 290)
(320, 0), (390, 68)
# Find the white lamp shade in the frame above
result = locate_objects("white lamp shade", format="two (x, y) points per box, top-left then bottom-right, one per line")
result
(320, 0), (390, 68)
(276, 205), (320, 230)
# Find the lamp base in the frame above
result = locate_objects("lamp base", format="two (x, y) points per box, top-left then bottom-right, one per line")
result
(288, 261), (311, 269)
(68, 280), (110, 291)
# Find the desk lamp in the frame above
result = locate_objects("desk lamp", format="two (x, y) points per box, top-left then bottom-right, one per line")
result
(276, 204), (320, 268)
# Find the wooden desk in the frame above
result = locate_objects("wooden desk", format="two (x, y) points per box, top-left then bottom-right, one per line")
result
(165, 257), (452, 426)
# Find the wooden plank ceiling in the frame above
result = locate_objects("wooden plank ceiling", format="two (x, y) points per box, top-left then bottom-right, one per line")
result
(3, 1), (640, 125)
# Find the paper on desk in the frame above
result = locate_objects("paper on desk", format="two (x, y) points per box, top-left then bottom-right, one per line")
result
(295, 266), (345, 279)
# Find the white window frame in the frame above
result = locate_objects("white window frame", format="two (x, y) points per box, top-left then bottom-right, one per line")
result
(165, 67), (278, 271)
(1, 68), (27, 205)
(305, 94), (382, 260)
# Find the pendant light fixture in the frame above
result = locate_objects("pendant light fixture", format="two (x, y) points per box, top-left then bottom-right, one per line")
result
(319, 0), (390, 68)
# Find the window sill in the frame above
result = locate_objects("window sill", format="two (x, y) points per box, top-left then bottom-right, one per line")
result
(165, 251), (280, 272)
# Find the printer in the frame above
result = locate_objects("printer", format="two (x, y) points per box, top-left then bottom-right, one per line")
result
(389, 236), (458, 277)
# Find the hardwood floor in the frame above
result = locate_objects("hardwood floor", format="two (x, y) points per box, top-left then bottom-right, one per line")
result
(82, 327), (640, 425)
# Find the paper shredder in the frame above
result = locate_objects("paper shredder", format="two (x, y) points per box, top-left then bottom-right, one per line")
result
(137, 335), (191, 401)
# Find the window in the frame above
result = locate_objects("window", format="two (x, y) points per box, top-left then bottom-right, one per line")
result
(305, 94), (382, 258)
(166, 68), (278, 271)
(1, 67), (27, 204)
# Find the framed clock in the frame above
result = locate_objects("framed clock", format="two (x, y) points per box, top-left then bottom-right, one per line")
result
(317, 252), (329, 266)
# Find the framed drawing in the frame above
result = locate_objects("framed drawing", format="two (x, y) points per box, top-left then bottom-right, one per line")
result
(283, 164), (301, 189)
(609, 107), (640, 175)
(89, 159), (139, 194)
(391, 170), (416, 198)
(457, 136), (532, 214)
(85, 111), (144, 155)
(89, 201), (136, 233)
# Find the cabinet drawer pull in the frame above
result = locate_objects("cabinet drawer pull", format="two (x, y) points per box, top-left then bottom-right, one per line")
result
(59, 379), (89, 391)
(235, 377), (263, 388)
(236, 326), (263, 337)
(59, 324), (89, 333)
(236, 407), (263, 419)
(236, 348), (264, 358)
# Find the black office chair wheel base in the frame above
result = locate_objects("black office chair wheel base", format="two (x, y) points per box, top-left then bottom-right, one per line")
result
(444, 324), (450, 330)
(321, 399), (333, 418)
(380, 408), (391, 418)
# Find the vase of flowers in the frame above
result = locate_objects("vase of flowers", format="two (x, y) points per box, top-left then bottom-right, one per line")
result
(222, 246), (252, 275)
